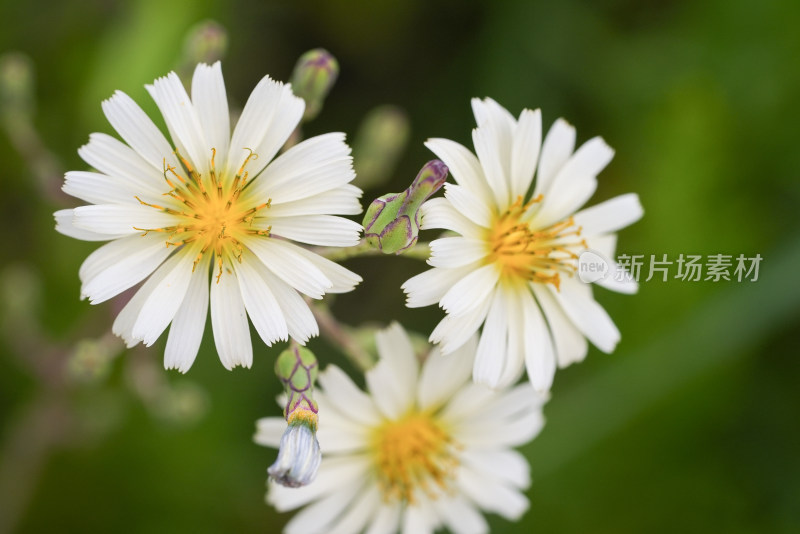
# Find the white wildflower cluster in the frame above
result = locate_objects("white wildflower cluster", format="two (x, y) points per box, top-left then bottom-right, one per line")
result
(56, 51), (641, 534)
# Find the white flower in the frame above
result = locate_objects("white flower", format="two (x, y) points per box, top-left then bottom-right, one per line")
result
(402, 98), (643, 392)
(255, 322), (545, 534)
(268, 419), (322, 488)
(55, 62), (362, 372)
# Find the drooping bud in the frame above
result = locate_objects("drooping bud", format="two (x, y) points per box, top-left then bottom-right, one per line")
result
(268, 346), (322, 487)
(363, 160), (448, 254)
(352, 105), (410, 190)
(290, 48), (339, 121)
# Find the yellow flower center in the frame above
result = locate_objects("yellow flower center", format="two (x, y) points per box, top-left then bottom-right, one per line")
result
(371, 411), (458, 503)
(486, 195), (586, 289)
(135, 148), (271, 281)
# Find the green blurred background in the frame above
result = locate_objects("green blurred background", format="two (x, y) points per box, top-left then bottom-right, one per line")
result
(1, 0), (799, 532)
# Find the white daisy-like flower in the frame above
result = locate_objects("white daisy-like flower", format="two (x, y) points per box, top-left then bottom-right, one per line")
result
(402, 98), (643, 392)
(55, 62), (363, 372)
(255, 322), (545, 534)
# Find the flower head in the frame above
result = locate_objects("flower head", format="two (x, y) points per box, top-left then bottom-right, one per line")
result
(255, 322), (545, 534)
(402, 98), (643, 392)
(55, 62), (362, 372)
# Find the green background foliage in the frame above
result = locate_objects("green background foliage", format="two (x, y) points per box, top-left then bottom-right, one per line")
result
(1, 0), (799, 532)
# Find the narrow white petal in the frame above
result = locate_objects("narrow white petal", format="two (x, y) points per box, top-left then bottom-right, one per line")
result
(111, 256), (175, 348)
(520, 287), (557, 392)
(254, 417), (286, 448)
(402, 499), (437, 534)
(439, 263), (499, 317)
(131, 249), (196, 346)
(419, 197), (483, 238)
(164, 254), (210, 372)
(443, 184), (493, 228)
(327, 484), (381, 534)
(457, 468), (529, 520)
(424, 138), (491, 199)
(55, 209), (123, 242)
(268, 455), (369, 512)
(266, 215), (361, 247)
(430, 295), (492, 355)
(284, 246), (362, 294)
(248, 86), (305, 178)
(495, 286), (525, 388)
(402, 265), (472, 309)
(461, 449), (530, 489)
(365, 502), (402, 534)
(366, 322), (419, 419)
(258, 267), (318, 344)
(210, 264), (252, 369)
(510, 108), (542, 199)
(534, 118), (575, 198)
(101, 91), (178, 171)
(78, 132), (167, 193)
(472, 288), (509, 389)
(284, 477), (365, 534)
(191, 61), (230, 166)
(472, 121), (510, 209)
(233, 256), (288, 347)
(245, 238), (331, 299)
(428, 237), (487, 269)
(531, 283), (589, 367)
(574, 193), (643, 236)
(435, 495), (489, 534)
(550, 277), (620, 353)
(416, 337), (476, 411)
(80, 234), (172, 304)
(146, 72), (209, 175)
(317, 366), (381, 425)
(315, 393), (370, 453)
(71, 204), (177, 236)
(265, 184), (362, 218)
(63, 171), (141, 205)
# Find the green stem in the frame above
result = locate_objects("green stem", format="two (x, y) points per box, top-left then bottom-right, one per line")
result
(315, 239), (430, 262)
(310, 302), (374, 372)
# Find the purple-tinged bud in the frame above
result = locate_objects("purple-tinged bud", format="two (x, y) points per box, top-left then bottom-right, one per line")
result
(363, 160), (448, 254)
(291, 48), (339, 121)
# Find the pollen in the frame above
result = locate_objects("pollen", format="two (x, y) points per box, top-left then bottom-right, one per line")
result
(371, 411), (458, 504)
(134, 148), (271, 281)
(487, 195), (586, 289)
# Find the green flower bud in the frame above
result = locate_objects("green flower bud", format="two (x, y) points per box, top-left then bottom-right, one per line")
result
(363, 160), (448, 254)
(352, 105), (410, 190)
(290, 48), (339, 121)
(179, 20), (228, 71)
(275, 345), (319, 426)
(0, 53), (35, 119)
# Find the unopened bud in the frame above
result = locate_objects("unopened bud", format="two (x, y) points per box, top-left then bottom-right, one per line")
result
(178, 20), (228, 76)
(363, 160), (448, 254)
(0, 53), (35, 118)
(291, 48), (338, 121)
(352, 105), (410, 190)
(269, 346), (321, 487)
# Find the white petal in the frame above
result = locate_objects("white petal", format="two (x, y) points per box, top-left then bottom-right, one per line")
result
(111, 256), (175, 347)
(71, 204), (177, 235)
(472, 288), (509, 389)
(439, 263), (499, 317)
(163, 253), (210, 372)
(317, 366), (381, 426)
(443, 183), (493, 228)
(416, 336), (476, 411)
(315, 392), (370, 453)
(534, 118), (575, 198)
(435, 495), (489, 534)
(191, 62), (230, 166)
(428, 236), (487, 269)
(327, 484), (381, 534)
(130, 249), (196, 346)
(283, 246), (362, 294)
(520, 287), (557, 392)
(254, 416), (286, 448)
(461, 449), (531, 489)
(424, 138), (491, 199)
(402, 500), (437, 534)
(510, 108), (542, 199)
(550, 277), (620, 353)
(471, 119), (510, 209)
(78, 132), (167, 194)
(63, 171), (141, 205)
(146, 72), (209, 175)
(268, 455), (369, 512)
(402, 265), (472, 309)
(80, 233), (172, 304)
(574, 192), (643, 236)
(246, 132), (355, 205)
(233, 255), (288, 347)
(284, 476), (365, 534)
(419, 197), (483, 238)
(258, 267), (319, 344)
(365, 502), (402, 534)
(457, 467), (529, 520)
(430, 295), (492, 355)
(210, 263), (252, 369)
(266, 215), (361, 247)
(245, 238), (331, 299)
(366, 322), (419, 419)
(495, 286), (525, 388)
(265, 184), (362, 218)
(54, 209), (124, 242)
(531, 283), (588, 367)
(101, 91), (178, 171)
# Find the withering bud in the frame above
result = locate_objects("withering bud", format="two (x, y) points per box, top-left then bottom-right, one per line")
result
(269, 346), (322, 487)
(363, 160), (448, 254)
(291, 48), (338, 121)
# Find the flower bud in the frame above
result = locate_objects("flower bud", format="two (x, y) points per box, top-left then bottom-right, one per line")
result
(180, 20), (228, 70)
(269, 346), (322, 487)
(363, 160), (448, 254)
(352, 105), (410, 190)
(290, 48), (339, 121)
(0, 52), (35, 119)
